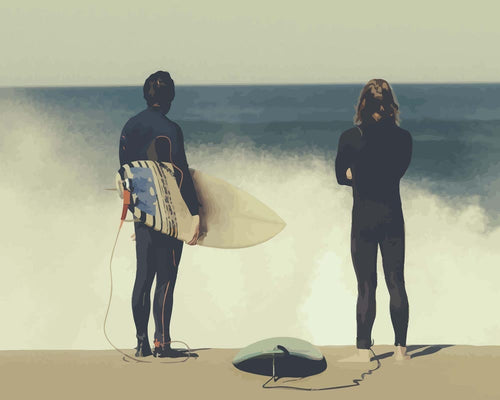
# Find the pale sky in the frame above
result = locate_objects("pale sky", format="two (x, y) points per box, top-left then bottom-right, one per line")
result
(1, 0), (499, 86)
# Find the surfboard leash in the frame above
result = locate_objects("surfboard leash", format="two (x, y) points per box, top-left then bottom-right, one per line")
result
(103, 188), (194, 364)
(156, 135), (184, 189)
(261, 346), (381, 391)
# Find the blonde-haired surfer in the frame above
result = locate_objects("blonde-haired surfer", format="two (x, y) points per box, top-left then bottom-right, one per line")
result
(335, 79), (412, 362)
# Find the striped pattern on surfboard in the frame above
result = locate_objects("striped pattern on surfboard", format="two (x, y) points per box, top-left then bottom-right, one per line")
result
(117, 160), (196, 242)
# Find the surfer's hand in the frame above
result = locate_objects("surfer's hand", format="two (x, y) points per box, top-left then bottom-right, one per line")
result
(346, 168), (352, 180)
(131, 233), (136, 241)
(188, 215), (200, 246)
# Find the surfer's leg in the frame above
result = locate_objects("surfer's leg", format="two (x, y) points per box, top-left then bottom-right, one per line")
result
(339, 229), (377, 362)
(132, 223), (156, 355)
(380, 224), (409, 353)
(351, 230), (378, 350)
(152, 235), (183, 348)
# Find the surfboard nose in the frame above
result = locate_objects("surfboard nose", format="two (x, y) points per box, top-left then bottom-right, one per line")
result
(191, 169), (287, 249)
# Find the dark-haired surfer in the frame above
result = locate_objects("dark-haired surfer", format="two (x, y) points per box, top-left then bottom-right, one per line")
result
(335, 79), (412, 362)
(119, 71), (199, 358)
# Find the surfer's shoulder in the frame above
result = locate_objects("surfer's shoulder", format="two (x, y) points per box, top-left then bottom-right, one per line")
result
(401, 127), (411, 139)
(123, 109), (149, 128)
(395, 125), (412, 144)
(343, 126), (363, 136)
(339, 126), (362, 145)
(122, 114), (139, 134)
(164, 119), (184, 138)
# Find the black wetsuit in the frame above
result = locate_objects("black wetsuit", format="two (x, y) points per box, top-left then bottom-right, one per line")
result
(119, 106), (199, 349)
(335, 119), (412, 349)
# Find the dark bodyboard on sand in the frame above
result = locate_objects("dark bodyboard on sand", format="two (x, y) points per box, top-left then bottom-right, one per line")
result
(232, 337), (327, 378)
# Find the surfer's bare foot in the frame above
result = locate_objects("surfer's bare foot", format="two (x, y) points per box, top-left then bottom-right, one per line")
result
(394, 346), (411, 361)
(339, 348), (371, 362)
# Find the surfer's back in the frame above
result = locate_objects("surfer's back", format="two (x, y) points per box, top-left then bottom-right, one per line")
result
(119, 106), (199, 216)
(119, 107), (183, 166)
(353, 121), (412, 204)
(336, 120), (412, 207)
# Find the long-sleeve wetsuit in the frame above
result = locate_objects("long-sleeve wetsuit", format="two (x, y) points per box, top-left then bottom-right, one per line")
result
(335, 119), (412, 349)
(119, 106), (199, 216)
(119, 106), (198, 350)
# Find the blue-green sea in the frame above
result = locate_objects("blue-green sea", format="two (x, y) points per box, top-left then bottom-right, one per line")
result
(1, 84), (499, 349)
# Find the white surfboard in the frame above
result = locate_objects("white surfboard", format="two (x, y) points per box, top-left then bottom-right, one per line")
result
(191, 169), (285, 248)
(116, 161), (285, 249)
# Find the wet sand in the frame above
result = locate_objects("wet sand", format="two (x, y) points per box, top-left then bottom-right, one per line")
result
(1, 345), (498, 399)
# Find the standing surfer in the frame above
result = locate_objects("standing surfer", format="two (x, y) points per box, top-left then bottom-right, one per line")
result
(335, 79), (412, 362)
(119, 71), (200, 358)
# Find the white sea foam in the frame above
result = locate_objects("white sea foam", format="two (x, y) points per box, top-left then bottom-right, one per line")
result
(0, 101), (499, 350)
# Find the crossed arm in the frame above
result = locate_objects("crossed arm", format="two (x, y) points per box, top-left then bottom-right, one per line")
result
(335, 131), (355, 186)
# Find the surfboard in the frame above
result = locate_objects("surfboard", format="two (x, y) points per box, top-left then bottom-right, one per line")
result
(233, 337), (326, 377)
(116, 160), (286, 248)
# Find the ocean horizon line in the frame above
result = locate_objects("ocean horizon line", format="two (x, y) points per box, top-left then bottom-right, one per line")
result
(2, 81), (500, 90)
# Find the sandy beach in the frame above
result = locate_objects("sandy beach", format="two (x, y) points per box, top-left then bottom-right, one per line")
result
(1, 345), (498, 400)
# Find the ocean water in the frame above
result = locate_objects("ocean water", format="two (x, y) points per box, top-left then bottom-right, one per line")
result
(1, 84), (499, 350)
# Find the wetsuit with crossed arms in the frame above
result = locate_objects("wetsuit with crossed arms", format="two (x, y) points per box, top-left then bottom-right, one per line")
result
(335, 118), (412, 350)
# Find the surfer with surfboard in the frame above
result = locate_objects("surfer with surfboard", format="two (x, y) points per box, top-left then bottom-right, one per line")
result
(119, 71), (200, 358)
(335, 79), (412, 362)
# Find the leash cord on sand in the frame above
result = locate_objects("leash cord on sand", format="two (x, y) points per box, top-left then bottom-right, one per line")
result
(103, 220), (193, 364)
(262, 347), (381, 391)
